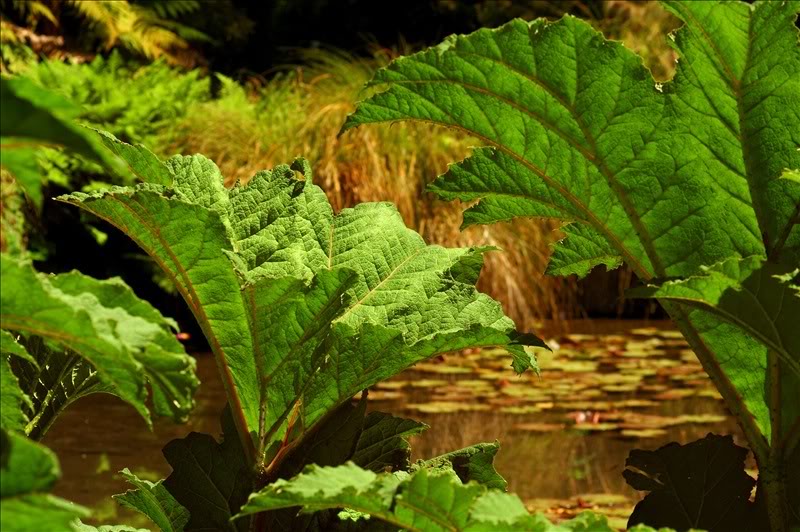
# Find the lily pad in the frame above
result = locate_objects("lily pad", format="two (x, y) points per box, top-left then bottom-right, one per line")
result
(620, 429), (668, 439)
(405, 401), (490, 414)
(513, 423), (566, 432)
(571, 422), (619, 432)
(408, 379), (448, 388)
(500, 405), (545, 415)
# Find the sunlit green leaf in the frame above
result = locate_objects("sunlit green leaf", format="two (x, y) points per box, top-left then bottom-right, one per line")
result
(61, 136), (542, 461)
(113, 468), (188, 532)
(237, 463), (534, 530)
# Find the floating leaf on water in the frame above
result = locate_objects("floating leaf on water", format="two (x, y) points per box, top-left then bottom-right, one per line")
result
(675, 414), (727, 425)
(559, 402), (614, 411)
(602, 384), (640, 393)
(658, 331), (686, 340)
(618, 413), (680, 430)
(374, 381), (407, 390)
(553, 360), (599, 373)
(621, 350), (659, 359)
(627, 369), (658, 378)
(614, 400), (660, 409)
(367, 391), (405, 402)
(408, 379), (448, 388)
(501, 385), (552, 401)
(696, 389), (724, 400)
(652, 389), (696, 401)
(630, 328), (660, 336)
(513, 422), (565, 432)
(454, 379), (493, 388)
(405, 401), (490, 414)
(620, 429), (668, 439)
(577, 493), (633, 507)
(476, 369), (515, 381)
(571, 422), (618, 432)
(499, 405), (544, 415)
(639, 384), (669, 393)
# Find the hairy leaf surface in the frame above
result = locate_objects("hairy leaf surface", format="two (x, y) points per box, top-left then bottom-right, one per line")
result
(411, 442), (507, 491)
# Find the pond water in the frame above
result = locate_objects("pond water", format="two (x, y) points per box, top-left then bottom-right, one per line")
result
(44, 320), (746, 529)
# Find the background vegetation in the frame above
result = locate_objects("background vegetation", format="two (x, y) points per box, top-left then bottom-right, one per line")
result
(0, 0), (678, 334)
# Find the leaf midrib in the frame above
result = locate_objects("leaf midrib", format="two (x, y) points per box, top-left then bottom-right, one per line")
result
(428, 43), (666, 274)
(382, 48), (660, 277)
(65, 192), (258, 462)
(333, 247), (424, 324)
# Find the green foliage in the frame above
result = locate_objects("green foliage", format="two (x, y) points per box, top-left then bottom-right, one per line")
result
(24, 53), (210, 150)
(239, 462), (671, 531)
(0, 0), (209, 65)
(238, 462), (531, 530)
(1, 76), (198, 439)
(0, 256), (198, 435)
(16, 53), (209, 197)
(62, 134), (541, 465)
(160, 408), (251, 532)
(58, 131), (547, 528)
(345, 1), (799, 528)
(0, 76), (132, 206)
(350, 411), (428, 472)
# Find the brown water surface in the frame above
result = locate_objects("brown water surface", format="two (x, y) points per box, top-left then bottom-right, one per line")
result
(44, 320), (745, 528)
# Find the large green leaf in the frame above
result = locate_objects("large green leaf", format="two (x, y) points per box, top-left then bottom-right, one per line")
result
(61, 136), (541, 464)
(343, 0), (800, 465)
(0, 430), (88, 532)
(0, 255), (197, 435)
(629, 257), (800, 448)
(546, 224), (622, 278)
(1, 357), (29, 432)
(9, 337), (112, 440)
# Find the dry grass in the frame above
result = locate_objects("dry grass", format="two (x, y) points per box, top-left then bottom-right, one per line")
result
(602, 1), (678, 81)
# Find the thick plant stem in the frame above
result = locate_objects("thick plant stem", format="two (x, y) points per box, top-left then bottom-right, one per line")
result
(666, 305), (770, 463)
(763, 349), (788, 532)
(194, 318), (257, 467)
(761, 455), (788, 532)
